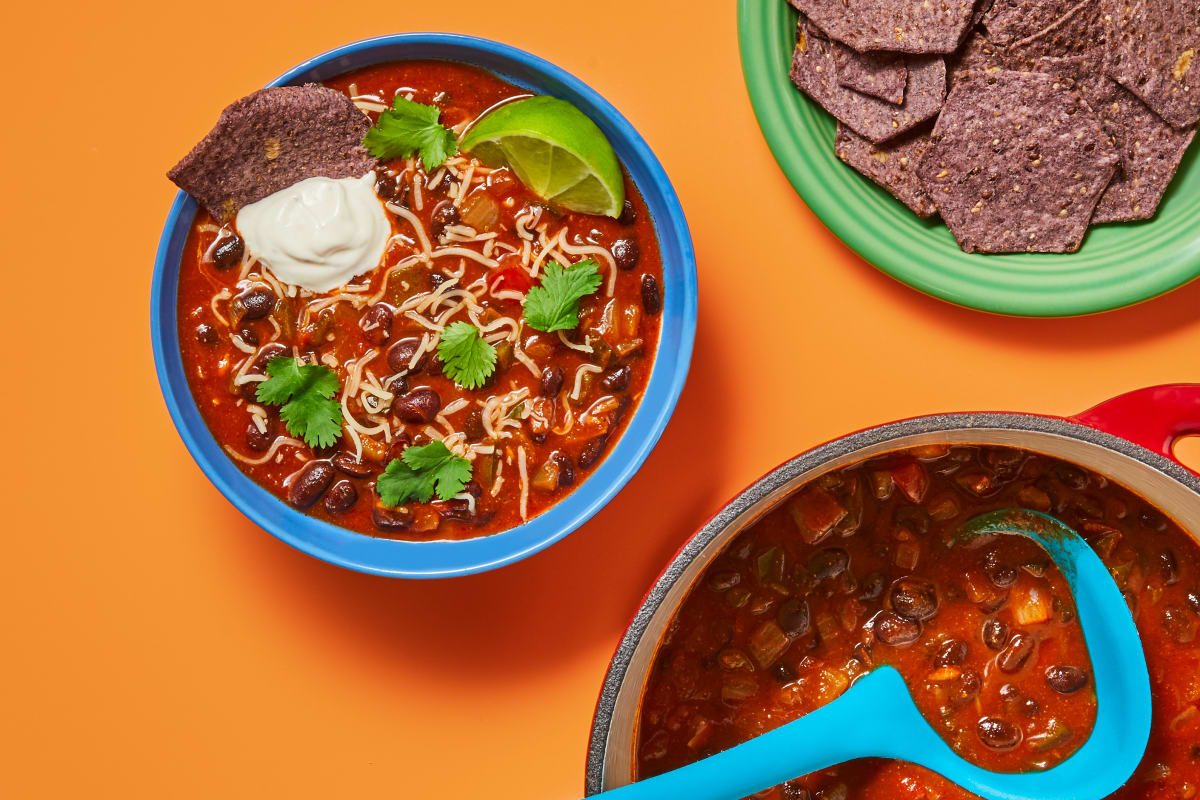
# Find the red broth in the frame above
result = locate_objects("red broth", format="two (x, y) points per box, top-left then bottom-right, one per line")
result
(176, 62), (663, 540)
(637, 445), (1200, 799)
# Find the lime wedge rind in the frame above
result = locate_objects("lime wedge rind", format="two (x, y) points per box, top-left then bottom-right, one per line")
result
(460, 96), (625, 218)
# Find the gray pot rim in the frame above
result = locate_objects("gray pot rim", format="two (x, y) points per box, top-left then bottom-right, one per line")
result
(584, 410), (1200, 795)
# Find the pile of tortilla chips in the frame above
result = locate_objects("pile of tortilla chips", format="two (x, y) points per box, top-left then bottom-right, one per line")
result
(787, 0), (1197, 253)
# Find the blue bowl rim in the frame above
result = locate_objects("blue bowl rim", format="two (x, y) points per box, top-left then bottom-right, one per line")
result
(150, 32), (698, 578)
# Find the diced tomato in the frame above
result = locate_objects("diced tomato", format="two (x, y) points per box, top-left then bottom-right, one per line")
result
(891, 459), (929, 503)
(490, 267), (532, 295)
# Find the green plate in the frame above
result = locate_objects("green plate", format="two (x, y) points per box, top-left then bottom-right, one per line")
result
(738, 0), (1200, 317)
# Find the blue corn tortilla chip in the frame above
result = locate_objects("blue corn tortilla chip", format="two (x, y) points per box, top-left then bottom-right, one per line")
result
(1086, 73), (1197, 220)
(834, 43), (908, 104)
(949, 32), (1007, 87)
(1003, 0), (1111, 58)
(788, 0), (977, 53)
(1106, 0), (1200, 128)
(790, 19), (947, 143)
(950, 37), (1197, 221)
(917, 70), (1119, 252)
(168, 85), (377, 221)
(983, 0), (1084, 45)
(835, 123), (939, 216)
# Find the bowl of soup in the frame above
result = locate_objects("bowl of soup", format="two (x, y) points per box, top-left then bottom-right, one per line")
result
(151, 33), (697, 577)
(587, 385), (1200, 798)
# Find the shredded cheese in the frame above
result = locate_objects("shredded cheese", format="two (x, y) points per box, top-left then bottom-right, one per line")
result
(517, 446), (529, 520)
(224, 437), (305, 466)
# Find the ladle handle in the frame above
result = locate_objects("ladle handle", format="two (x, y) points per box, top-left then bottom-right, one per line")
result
(588, 666), (937, 800)
(1074, 384), (1200, 475)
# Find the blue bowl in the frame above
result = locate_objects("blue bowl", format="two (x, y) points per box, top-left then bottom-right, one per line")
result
(151, 33), (698, 578)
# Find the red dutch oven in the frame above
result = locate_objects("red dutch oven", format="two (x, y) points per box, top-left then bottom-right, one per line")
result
(585, 384), (1200, 794)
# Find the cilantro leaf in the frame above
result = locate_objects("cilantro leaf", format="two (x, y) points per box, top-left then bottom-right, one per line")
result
(523, 259), (603, 333)
(362, 96), (458, 170)
(437, 321), (497, 390)
(255, 357), (343, 449)
(376, 441), (473, 506)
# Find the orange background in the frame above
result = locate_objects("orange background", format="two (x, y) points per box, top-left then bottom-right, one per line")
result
(3, 1), (1199, 796)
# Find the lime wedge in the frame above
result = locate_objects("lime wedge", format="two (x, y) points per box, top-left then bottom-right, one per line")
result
(460, 96), (625, 218)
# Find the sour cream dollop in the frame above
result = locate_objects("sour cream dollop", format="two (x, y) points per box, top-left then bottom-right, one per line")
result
(236, 172), (390, 293)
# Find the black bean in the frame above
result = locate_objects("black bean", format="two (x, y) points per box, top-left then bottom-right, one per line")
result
(392, 387), (441, 423)
(611, 238), (640, 270)
(777, 598), (811, 635)
(1139, 507), (1168, 531)
(641, 273), (661, 315)
(238, 288), (276, 321)
(935, 638), (968, 667)
(246, 421), (272, 452)
(464, 410), (487, 442)
(253, 342), (288, 371)
(431, 201), (460, 237)
(1056, 465), (1090, 489)
(236, 327), (260, 347)
(950, 669), (982, 708)
(997, 633), (1035, 673)
(288, 461), (335, 509)
(859, 572), (885, 601)
(808, 548), (850, 581)
(551, 451), (576, 487)
(372, 503), (413, 532)
(195, 324), (217, 345)
(540, 365), (565, 397)
(440, 498), (475, 522)
(332, 453), (374, 478)
(890, 577), (939, 621)
(1045, 665), (1089, 694)
(977, 717), (1022, 750)
(602, 365), (632, 392)
(385, 434), (412, 465)
(374, 171), (400, 200)
(982, 618), (1008, 650)
(361, 304), (394, 345)
(873, 611), (920, 646)
(323, 480), (358, 513)
(212, 232), (244, 270)
(986, 565), (1018, 588)
(579, 435), (609, 468)
(1187, 591), (1200, 615)
(1162, 605), (1197, 644)
(1159, 549), (1180, 586)
(772, 662), (798, 684)
(388, 375), (409, 397)
(618, 199), (637, 225)
(387, 337), (426, 374)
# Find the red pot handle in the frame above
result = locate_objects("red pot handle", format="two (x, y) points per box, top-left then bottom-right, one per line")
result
(1072, 384), (1200, 474)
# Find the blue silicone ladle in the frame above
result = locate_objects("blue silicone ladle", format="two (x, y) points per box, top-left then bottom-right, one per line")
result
(594, 509), (1151, 800)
